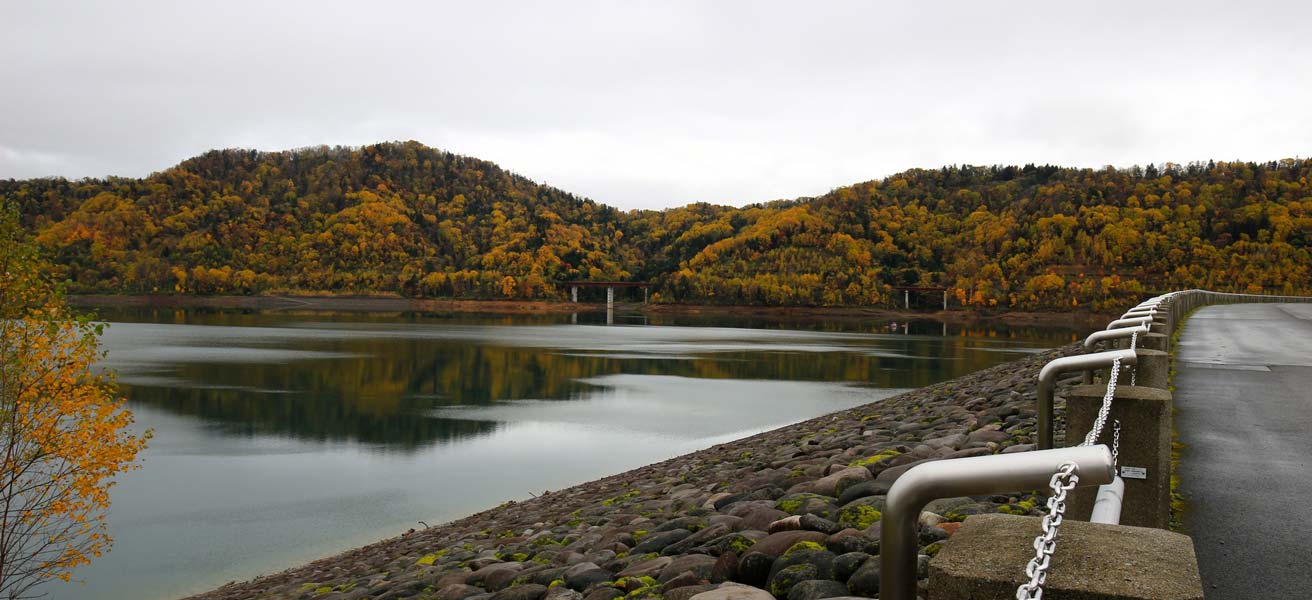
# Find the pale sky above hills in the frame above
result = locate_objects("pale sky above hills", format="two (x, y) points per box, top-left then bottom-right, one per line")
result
(2, 0), (1310, 210)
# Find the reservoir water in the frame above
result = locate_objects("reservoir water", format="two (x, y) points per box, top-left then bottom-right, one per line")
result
(48, 308), (1079, 600)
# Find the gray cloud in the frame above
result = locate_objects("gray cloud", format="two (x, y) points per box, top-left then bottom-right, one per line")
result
(2, 0), (1309, 209)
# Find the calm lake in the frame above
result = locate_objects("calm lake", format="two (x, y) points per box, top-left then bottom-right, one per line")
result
(50, 308), (1079, 600)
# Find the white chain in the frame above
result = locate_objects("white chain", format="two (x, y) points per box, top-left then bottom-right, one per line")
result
(1017, 349), (1124, 598)
(1129, 331), (1138, 386)
(1111, 419), (1121, 469)
(1082, 355), (1120, 446)
(1015, 463), (1080, 600)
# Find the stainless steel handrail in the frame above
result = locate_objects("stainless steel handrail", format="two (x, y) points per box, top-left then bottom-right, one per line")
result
(1083, 323), (1151, 349)
(1037, 349), (1137, 449)
(1106, 316), (1155, 329)
(880, 446), (1115, 600)
(1090, 476), (1125, 524)
(876, 290), (1312, 599)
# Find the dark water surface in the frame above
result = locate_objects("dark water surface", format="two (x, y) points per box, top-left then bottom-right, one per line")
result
(49, 309), (1079, 600)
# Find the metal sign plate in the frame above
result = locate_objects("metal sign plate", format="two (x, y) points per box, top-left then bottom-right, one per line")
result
(1120, 466), (1148, 479)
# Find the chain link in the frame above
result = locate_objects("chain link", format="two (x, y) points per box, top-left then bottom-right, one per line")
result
(1082, 355), (1120, 446)
(1129, 330), (1138, 386)
(1015, 463), (1080, 600)
(1017, 348), (1125, 598)
(1111, 419), (1121, 469)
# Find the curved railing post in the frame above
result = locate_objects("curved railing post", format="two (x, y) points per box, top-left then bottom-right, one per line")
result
(1106, 316), (1155, 329)
(1037, 349), (1137, 449)
(880, 446), (1115, 600)
(1082, 323), (1151, 350)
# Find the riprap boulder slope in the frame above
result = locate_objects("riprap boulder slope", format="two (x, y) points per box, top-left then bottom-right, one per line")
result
(183, 344), (1087, 600)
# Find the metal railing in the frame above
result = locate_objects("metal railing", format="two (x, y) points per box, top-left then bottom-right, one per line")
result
(1082, 323), (1150, 349)
(875, 288), (1312, 600)
(1036, 349), (1137, 449)
(879, 446), (1115, 600)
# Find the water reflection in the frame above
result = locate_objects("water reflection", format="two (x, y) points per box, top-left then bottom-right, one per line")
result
(95, 308), (1079, 451)
(47, 308), (1080, 600)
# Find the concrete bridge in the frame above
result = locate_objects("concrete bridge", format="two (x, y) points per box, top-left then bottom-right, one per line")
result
(891, 286), (949, 310)
(560, 281), (654, 306)
(873, 290), (1312, 600)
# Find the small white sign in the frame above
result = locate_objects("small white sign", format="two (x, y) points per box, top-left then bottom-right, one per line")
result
(1121, 466), (1148, 479)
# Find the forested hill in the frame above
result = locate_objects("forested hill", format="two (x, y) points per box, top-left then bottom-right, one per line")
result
(3, 141), (1309, 311)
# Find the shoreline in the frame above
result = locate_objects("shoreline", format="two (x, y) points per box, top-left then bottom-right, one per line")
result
(68, 294), (606, 315)
(182, 343), (1089, 600)
(69, 294), (1113, 326)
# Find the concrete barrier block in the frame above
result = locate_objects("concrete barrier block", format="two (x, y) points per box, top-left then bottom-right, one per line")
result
(928, 513), (1203, 600)
(1063, 384), (1173, 528)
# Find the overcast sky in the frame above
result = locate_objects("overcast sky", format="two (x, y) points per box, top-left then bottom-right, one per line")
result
(2, 1), (1310, 210)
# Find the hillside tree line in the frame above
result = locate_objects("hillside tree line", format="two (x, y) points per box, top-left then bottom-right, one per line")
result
(4, 142), (1309, 312)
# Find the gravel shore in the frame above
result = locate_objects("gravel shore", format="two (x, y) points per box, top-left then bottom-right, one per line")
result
(184, 344), (1086, 600)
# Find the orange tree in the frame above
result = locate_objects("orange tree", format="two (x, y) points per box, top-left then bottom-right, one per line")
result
(0, 204), (148, 598)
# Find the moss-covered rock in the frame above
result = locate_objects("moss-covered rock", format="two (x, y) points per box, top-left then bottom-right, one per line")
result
(768, 563), (819, 598)
(849, 449), (902, 468)
(836, 503), (882, 530)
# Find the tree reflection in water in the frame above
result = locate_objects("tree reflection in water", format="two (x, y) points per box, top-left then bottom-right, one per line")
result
(95, 307), (1081, 451)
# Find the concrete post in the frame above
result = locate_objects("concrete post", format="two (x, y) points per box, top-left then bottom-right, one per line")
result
(606, 286), (614, 325)
(929, 514), (1203, 600)
(905, 289), (910, 309)
(1121, 331), (1169, 352)
(1131, 349), (1169, 389)
(1156, 310), (1173, 334)
(942, 289), (947, 311)
(1092, 349), (1168, 390)
(643, 287), (648, 304)
(571, 286), (578, 303)
(1063, 383), (1173, 529)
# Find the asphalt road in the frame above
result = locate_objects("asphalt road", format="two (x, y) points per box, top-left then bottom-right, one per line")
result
(1175, 303), (1312, 598)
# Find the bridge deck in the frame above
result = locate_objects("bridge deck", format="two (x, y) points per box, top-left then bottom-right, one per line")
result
(1175, 303), (1312, 598)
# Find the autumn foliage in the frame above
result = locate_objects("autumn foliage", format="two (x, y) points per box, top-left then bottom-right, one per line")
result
(0, 206), (148, 597)
(3, 142), (1310, 311)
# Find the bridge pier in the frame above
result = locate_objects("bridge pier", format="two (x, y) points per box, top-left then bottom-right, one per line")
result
(606, 286), (614, 325)
(560, 280), (653, 309)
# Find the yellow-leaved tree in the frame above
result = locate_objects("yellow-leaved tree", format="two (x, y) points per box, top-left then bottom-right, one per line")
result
(0, 204), (149, 598)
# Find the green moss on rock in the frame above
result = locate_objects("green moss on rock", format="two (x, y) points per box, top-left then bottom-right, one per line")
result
(849, 449), (902, 468)
(782, 540), (826, 557)
(727, 536), (756, 554)
(837, 504), (883, 529)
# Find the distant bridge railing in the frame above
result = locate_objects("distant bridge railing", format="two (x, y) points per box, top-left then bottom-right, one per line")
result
(877, 289), (1312, 600)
